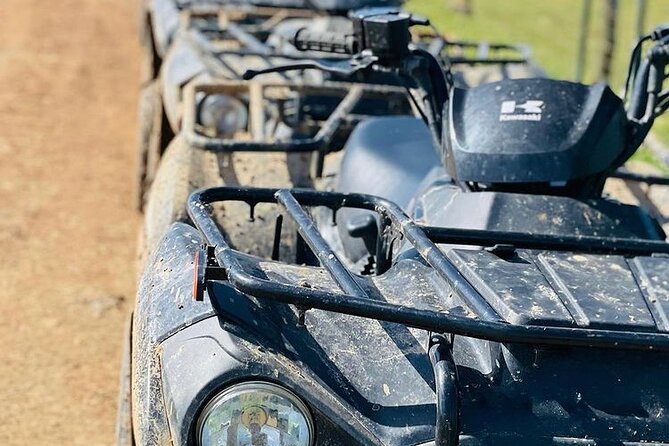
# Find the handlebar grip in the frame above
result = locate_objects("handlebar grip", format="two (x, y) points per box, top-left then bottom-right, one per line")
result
(292, 28), (359, 55)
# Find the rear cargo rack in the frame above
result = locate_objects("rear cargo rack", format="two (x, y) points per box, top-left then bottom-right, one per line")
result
(188, 186), (669, 352)
(416, 31), (532, 66)
(612, 169), (669, 186)
(611, 169), (669, 221)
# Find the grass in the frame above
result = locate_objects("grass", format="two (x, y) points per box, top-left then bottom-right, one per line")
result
(405, 0), (669, 171)
(633, 146), (669, 175)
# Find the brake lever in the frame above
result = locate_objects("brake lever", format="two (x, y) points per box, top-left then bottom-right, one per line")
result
(242, 54), (378, 80)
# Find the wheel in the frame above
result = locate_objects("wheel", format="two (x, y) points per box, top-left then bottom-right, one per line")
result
(134, 81), (163, 212)
(138, 3), (160, 85)
(142, 136), (214, 256)
(115, 314), (134, 446)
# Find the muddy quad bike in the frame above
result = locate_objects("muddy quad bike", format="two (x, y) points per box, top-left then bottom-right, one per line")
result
(136, 1), (424, 269)
(136, 3), (542, 263)
(136, 5), (410, 259)
(120, 13), (669, 446)
(135, 0), (411, 213)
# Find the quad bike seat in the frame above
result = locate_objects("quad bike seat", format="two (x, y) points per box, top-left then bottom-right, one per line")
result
(335, 116), (442, 263)
(337, 116), (441, 206)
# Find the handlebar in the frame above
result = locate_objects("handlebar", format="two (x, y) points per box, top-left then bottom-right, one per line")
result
(291, 11), (422, 59)
(292, 28), (359, 55)
(620, 26), (669, 161)
(243, 9), (447, 149)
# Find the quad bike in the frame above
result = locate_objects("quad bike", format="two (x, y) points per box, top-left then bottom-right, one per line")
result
(134, 0), (542, 260)
(135, 0), (413, 265)
(119, 12), (669, 446)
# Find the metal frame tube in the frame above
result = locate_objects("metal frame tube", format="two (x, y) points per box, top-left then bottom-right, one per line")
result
(429, 334), (459, 446)
(187, 186), (669, 351)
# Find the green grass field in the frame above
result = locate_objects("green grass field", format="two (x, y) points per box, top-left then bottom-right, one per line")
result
(405, 0), (669, 169)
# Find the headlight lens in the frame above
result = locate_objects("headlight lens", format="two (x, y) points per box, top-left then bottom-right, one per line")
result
(197, 93), (248, 138)
(197, 381), (314, 446)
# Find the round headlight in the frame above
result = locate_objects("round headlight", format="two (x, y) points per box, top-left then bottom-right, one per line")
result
(197, 94), (248, 138)
(197, 381), (314, 446)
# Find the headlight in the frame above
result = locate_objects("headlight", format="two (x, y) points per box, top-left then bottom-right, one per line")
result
(197, 93), (248, 138)
(197, 381), (314, 446)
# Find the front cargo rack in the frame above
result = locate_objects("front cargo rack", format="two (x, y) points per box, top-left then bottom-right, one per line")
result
(182, 81), (411, 176)
(188, 186), (669, 352)
(181, 5), (534, 68)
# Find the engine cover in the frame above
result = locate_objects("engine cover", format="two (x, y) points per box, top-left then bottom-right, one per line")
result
(446, 78), (627, 183)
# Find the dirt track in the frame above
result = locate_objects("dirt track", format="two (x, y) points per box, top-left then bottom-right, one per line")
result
(0, 0), (140, 444)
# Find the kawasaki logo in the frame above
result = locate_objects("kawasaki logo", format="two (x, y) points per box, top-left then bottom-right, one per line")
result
(499, 100), (544, 121)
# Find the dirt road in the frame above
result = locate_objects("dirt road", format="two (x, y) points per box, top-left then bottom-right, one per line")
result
(0, 1), (140, 444)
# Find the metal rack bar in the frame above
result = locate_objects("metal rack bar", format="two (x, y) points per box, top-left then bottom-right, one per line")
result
(275, 189), (368, 297)
(429, 334), (459, 446)
(612, 169), (669, 186)
(182, 81), (402, 154)
(448, 57), (528, 65)
(187, 186), (669, 351)
(423, 226), (669, 256)
(225, 22), (271, 55)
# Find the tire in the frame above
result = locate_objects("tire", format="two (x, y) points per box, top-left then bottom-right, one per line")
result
(134, 81), (162, 212)
(141, 136), (311, 263)
(138, 4), (160, 86)
(141, 136), (214, 258)
(137, 1), (149, 42)
(115, 314), (134, 446)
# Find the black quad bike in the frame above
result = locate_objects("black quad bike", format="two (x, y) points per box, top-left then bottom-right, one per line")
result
(136, 0), (382, 211)
(135, 0), (541, 259)
(120, 12), (669, 446)
(136, 0), (415, 261)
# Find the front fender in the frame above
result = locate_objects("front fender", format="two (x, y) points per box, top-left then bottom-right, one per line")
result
(132, 222), (372, 445)
(132, 222), (213, 445)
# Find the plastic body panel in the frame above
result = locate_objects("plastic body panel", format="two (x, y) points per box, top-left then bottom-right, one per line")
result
(133, 223), (439, 445)
(132, 222), (215, 445)
(150, 0), (181, 57)
(414, 184), (665, 240)
(134, 222), (669, 445)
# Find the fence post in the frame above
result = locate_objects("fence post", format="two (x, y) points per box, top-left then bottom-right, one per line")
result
(575, 0), (592, 82)
(635, 0), (647, 39)
(599, 0), (619, 82)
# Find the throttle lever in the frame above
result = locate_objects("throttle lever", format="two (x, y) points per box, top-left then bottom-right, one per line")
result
(408, 14), (430, 27)
(243, 55), (377, 81)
